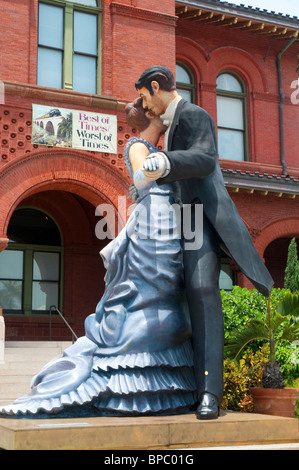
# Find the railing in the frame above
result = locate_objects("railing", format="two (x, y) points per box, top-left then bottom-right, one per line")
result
(49, 305), (78, 344)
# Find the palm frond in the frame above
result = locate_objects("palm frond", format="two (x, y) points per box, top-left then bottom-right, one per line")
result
(277, 293), (299, 318)
(225, 319), (269, 360)
(279, 324), (299, 343)
(265, 312), (286, 333)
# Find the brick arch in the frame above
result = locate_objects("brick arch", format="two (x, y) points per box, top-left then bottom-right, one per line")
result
(254, 217), (299, 256)
(18, 191), (95, 246)
(0, 148), (130, 249)
(209, 46), (268, 93)
(176, 36), (208, 83)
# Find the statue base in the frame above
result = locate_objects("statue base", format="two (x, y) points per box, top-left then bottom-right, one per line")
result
(1, 410), (299, 450)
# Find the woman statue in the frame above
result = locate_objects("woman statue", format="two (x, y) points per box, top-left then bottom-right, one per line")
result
(0, 99), (196, 418)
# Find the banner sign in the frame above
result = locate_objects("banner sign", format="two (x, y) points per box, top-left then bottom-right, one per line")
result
(32, 104), (117, 154)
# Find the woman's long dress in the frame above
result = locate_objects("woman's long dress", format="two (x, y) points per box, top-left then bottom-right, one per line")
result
(0, 137), (197, 418)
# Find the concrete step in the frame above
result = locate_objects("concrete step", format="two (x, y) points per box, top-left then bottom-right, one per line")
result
(0, 384), (33, 399)
(0, 341), (72, 405)
(0, 363), (55, 373)
(4, 341), (71, 355)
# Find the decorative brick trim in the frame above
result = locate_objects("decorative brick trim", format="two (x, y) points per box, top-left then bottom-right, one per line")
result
(0, 148), (130, 236)
(252, 91), (280, 103)
(110, 3), (177, 27)
(199, 82), (217, 93)
(3, 81), (119, 111)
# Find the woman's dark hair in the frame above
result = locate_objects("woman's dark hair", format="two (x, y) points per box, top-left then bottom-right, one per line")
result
(135, 66), (176, 95)
(125, 97), (150, 131)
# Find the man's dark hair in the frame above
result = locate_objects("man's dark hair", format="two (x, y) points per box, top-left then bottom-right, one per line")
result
(135, 66), (176, 95)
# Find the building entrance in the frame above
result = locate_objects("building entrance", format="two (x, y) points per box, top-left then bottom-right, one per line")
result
(0, 190), (110, 341)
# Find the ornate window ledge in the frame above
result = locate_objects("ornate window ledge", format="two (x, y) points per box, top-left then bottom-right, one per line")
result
(2, 81), (121, 111)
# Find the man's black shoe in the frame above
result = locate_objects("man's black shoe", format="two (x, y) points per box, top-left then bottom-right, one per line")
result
(196, 392), (220, 420)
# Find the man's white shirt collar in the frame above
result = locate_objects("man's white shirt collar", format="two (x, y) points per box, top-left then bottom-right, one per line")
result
(161, 95), (182, 151)
(160, 95), (182, 128)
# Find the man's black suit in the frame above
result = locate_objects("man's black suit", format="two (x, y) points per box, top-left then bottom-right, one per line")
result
(157, 99), (274, 403)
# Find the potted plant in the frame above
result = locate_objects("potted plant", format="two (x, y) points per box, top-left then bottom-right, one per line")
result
(226, 290), (299, 417)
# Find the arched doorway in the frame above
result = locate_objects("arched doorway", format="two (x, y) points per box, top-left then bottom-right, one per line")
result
(253, 218), (299, 290)
(0, 149), (131, 340)
(264, 237), (299, 288)
(0, 148), (130, 243)
(0, 208), (63, 316)
(0, 191), (110, 340)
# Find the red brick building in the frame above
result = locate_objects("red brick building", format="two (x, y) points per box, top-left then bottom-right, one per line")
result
(0, 0), (298, 341)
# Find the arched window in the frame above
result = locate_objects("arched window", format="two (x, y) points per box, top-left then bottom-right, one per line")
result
(216, 72), (247, 161)
(0, 209), (63, 315)
(176, 63), (195, 103)
(219, 257), (235, 291)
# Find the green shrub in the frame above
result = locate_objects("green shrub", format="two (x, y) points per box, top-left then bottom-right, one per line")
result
(221, 286), (289, 342)
(221, 286), (265, 341)
(284, 238), (299, 292)
(221, 287), (299, 411)
(276, 342), (299, 386)
(222, 345), (268, 412)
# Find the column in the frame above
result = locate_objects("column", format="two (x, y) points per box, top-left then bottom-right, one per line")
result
(0, 307), (4, 364)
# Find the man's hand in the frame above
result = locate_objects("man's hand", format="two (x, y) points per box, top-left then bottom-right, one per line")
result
(142, 152), (170, 181)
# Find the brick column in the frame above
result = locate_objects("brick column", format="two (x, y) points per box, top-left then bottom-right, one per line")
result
(0, 307), (4, 364)
(0, 238), (9, 253)
(0, 240), (7, 363)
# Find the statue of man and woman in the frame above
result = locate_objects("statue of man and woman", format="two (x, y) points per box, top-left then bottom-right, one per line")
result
(0, 67), (273, 420)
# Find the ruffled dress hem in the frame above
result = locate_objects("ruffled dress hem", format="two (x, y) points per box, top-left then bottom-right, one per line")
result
(0, 340), (197, 418)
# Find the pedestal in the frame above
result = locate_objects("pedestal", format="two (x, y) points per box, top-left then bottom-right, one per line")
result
(1, 411), (299, 450)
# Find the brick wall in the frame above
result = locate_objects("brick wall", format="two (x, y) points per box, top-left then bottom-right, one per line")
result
(176, 19), (299, 170)
(0, 0), (38, 84)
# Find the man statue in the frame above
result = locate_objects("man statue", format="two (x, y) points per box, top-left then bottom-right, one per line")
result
(135, 66), (273, 420)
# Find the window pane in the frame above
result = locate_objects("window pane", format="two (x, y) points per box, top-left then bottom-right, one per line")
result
(0, 250), (23, 279)
(38, 48), (63, 88)
(73, 55), (97, 94)
(218, 129), (244, 161)
(0, 281), (23, 310)
(217, 74), (242, 93)
(39, 4), (64, 49)
(176, 64), (191, 84)
(219, 264), (233, 291)
(177, 88), (192, 103)
(74, 11), (97, 55)
(217, 96), (244, 130)
(73, 0), (98, 6)
(32, 282), (59, 311)
(33, 252), (60, 281)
